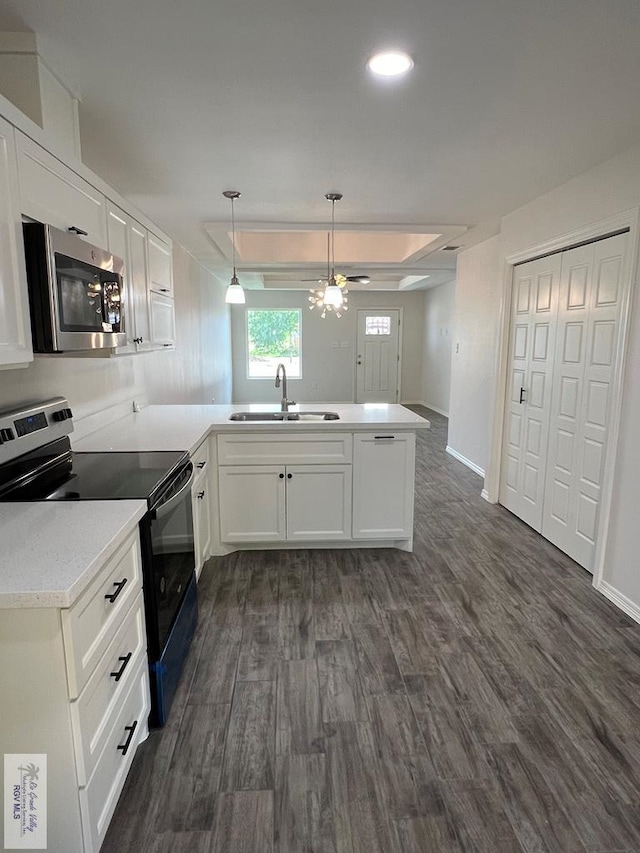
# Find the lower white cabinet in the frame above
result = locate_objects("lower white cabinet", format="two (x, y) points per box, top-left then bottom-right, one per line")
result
(191, 439), (212, 579)
(217, 433), (353, 544)
(0, 528), (150, 853)
(352, 433), (416, 539)
(215, 431), (417, 549)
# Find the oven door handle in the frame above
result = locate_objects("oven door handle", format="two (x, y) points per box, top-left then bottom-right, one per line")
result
(153, 465), (195, 520)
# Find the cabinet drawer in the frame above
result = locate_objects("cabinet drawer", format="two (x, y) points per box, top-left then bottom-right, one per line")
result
(17, 132), (107, 248)
(218, 433), (352, 465)
(79, 657), (150, 853)
(62, 530), (142, 699)
(71, 592), (147, 785)
(191, 438), (210, 476)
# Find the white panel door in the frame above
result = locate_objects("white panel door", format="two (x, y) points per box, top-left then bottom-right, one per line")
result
(499, 253), (562, 530)
(218, 466), (286, 542)
(352, 433), (415, 539)
(542, 232), (627, 571)
(286, 465), (352, 540)
(356, 309), (400, 403)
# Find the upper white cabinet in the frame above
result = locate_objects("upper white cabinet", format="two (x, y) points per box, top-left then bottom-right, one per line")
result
(16, 130), (107, 248)
(106, 202), (153, 354)
(352, 433), (415, 539)
(0, 116), (33, 367)
(148, 232), (173, 296)
(150, 291), (176, 349)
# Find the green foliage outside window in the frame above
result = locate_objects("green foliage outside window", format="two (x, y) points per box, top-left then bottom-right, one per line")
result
(248, 310), (299, 356)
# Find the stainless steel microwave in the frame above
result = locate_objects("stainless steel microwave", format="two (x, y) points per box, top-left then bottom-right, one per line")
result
(23, 223), (126, 353)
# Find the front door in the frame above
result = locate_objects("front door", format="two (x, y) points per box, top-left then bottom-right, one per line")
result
(356, 309), (400, 403)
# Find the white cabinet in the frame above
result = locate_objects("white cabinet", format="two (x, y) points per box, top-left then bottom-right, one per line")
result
(0, 529), (150, 853)
(352, 433), (415, 539)
(148, 232), (173, 296)
(106, 201), (152, 353)
(191, 439), (212, 579)
(16, 130), (107, 248)
(217, 434), (353, 543)
(150, 291), (176, 349)
(0, 116), (33, 367)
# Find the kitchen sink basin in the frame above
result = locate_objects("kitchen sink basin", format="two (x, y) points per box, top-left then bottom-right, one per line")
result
(229, 411), (340, 421)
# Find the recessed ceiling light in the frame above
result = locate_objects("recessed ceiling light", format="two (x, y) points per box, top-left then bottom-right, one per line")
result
(367, 51), (414, 78)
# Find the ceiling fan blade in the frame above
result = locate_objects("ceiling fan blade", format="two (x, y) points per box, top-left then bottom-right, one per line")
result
(345, 275), (371, 284)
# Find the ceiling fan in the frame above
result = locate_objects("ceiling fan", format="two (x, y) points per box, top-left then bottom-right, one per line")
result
(302, 193), (371, 288)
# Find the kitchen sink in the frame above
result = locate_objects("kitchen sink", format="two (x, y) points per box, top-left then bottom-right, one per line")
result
(229, 411), (340, 421)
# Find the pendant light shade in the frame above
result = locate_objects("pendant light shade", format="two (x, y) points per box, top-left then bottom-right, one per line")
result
(223, 190), (245, 304)
(323, 281), (343, 308)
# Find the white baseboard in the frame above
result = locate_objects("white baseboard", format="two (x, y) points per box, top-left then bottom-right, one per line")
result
(481, 488), (494, 503)
(446, 445), (485, 478)
(597, 580), (640, 625)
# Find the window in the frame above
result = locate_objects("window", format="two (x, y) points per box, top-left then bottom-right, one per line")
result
(247, 309), (301, 378)
(365, 315), (392, 336)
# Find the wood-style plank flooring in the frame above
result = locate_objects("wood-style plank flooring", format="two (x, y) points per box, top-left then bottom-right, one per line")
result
(103, 407), (640, 853)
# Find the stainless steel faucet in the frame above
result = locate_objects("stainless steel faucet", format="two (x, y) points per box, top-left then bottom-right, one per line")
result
(275, 363), (295, 411)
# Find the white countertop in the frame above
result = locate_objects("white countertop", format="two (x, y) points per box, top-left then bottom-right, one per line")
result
(73, 403), (430, 454)
(0, 501), (146, 609)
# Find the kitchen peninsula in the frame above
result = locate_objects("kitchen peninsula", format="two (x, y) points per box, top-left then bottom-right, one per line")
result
(74, 403), (430, 559)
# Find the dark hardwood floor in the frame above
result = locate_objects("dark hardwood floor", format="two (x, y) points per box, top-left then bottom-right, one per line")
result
(103, 407), (640, 853)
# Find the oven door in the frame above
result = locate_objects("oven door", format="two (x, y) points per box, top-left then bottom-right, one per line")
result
(141, 462), (196, 659)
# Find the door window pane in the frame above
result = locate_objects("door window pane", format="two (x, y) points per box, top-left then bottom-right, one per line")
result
(247, 309), (301, 377)
(365, 315), (392, 336)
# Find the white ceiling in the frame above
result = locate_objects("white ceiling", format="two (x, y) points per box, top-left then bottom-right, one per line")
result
(1, 0), (640, 289)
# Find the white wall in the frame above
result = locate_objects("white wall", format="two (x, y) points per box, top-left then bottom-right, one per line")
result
(420, 281), (455, 416)
(0, 243), (232, 431)
(449, 140), (640, 616)
(230, 289), (425, 404)
(448, 237), (501, 473)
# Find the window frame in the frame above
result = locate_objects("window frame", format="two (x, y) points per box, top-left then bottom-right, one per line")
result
(245, 308), (302, 380)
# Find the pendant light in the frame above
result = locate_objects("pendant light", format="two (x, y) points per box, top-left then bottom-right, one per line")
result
(223, 190), (245, 304)
(308, 192), (349, 319)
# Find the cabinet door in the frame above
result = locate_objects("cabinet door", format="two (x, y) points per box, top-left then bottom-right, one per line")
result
(219, 466), (286, 542)
(150, 291), (175, 349)
(286, 465), (352, 540)
(106, 201), (136, 354)
(0, 117), (33, 367)
(192, 475), (211, 579)
(129, 222), (152, 351)
(17, 131), (107, 247)
(148, 232), (173, 296)
(352, 434), (415, 539)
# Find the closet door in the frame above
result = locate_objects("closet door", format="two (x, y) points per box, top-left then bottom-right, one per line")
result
(499, 254), (562, 530)
(542, 232), (628, 571)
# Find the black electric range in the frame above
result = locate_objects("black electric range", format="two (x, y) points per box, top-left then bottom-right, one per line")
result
(0, 397), (198, 727)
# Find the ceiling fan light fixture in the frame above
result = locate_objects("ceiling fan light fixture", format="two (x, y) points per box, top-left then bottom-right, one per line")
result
(308, 192), (349, 318)
(223, 190), (245, 304)
(367, 51), (413, 78)
(324, 281), (343, 308)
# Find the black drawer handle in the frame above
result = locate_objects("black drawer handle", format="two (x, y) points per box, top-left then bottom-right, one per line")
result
(110, 652), (133, 682)
(163, 343), (173, 347)
(374, 435), (396, 440)
(160, 288), (170, 292)
(105, 578), (128, 603)
(117, 720), (138, 756)
(196, 460), (207, 469)
(68, 225), (88, 236)
(197, 490), (205, 500)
